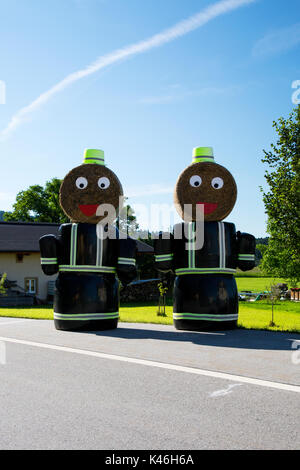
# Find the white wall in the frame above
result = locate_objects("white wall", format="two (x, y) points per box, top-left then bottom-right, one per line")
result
(0, 252), (57, 300)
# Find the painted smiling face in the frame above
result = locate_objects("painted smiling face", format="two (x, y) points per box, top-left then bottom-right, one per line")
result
(174, 148), (237, 222)
(59, 149), (123, 224)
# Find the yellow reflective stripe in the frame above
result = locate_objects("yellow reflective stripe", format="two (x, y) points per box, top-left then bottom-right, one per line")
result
(70, 224), (73, 265)
(59, 265), (116, 273)
(218, 222), (226, 269)
(175, 268), (236, 275)
(173, 313), (238, 321)
(96, 224), (103, 266)
(54, 312), (119, 320)
(70, 223), (78, 265)
(118, 257), (136, 263)
(186, 222), (196, 269)
(155, 254), (173, 261)
(41, 257), (57, 264)
(73, 224), (78, 265)
(191, 222), (195, 268)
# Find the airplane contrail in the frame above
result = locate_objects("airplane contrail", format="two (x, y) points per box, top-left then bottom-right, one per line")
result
(0, 0), (256, 140)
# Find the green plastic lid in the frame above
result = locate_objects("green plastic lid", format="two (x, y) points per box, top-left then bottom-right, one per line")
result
(83, 148), (105, 165)
(192, 146), (214, 163)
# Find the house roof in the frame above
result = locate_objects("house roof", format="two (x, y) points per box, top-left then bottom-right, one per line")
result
(0, 222), (153, 254)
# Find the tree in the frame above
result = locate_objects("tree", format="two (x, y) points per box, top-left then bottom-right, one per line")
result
(256, 243), (268, 262)
(260, 106), (300, 286)
(265, 282), (281, 328)
(117, 200), (139, 235)
(3, 178), (69, 223)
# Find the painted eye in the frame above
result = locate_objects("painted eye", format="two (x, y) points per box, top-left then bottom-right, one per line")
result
(211, 177), (224, 189)
(75, 177), (88, 189)
(189, 175), (202, 187)
(98, 177), (110, 189)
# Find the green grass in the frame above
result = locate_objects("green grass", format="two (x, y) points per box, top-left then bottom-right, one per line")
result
(235, 266), (299, 287)
(235, 277), (288, 293)
(238, 301), (300, 333)
(0, 305), (54, 320)
(0, 299), (299, 333)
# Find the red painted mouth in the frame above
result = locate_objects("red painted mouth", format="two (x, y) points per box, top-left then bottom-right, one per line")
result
(79, 204), (99, 217)
(196, 202), (218, 215)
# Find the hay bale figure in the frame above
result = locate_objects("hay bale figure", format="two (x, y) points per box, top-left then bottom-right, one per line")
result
(154, 147), (255, 331)
(39, 149), (137, 331)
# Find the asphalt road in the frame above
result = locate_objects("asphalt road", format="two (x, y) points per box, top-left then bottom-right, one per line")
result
(0, 317), (299, 450)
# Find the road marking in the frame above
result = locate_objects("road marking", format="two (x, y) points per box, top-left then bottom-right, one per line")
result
(0, 335), (299, 393)
(210, 383), (243, 397)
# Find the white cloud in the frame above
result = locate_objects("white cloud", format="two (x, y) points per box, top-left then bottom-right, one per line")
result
(0, 0), (256, 140)
(252, 22), (300, 58)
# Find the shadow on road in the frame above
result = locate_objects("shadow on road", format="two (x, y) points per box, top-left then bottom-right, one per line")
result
(79, 325), (299, 351)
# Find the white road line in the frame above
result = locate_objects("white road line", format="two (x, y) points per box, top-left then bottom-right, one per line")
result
(210, 383), (243, 397)
(0, 335), (299, 394)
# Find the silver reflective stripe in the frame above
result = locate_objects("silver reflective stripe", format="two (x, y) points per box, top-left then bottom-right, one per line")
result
(59, 265), (116, 273)
(191, 222), (195, 268)
(70, 224), (78, 265)
(96, 225), (103, 267)
(54, 312), (119, 320)
(175, 267), (236, 275)
(173, 312), (238, 321)
(188, 222), (195, 269)
(118, 257), (136, 266)
(238, 254), (255, 260)
(41, 257), (57, 264)
(218, 222), (226, 269)
(155, 254), (173, 262)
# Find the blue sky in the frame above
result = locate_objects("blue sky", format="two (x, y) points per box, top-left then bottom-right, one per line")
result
(0, 0), (299, 236)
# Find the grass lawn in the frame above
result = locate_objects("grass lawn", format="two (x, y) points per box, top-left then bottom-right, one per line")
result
(235, 277), (288, 293)
(0, 300), (299, 333)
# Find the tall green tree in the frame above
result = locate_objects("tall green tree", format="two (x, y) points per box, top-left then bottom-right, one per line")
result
(3, 178), (69, 223)
(260, 106), (300, 286)
(256, 243), (268, 263)
(117, 199), (139, 235)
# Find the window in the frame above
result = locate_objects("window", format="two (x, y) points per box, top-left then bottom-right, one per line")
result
(16, 253), (30, 263)
(25, 278), (38, 294)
